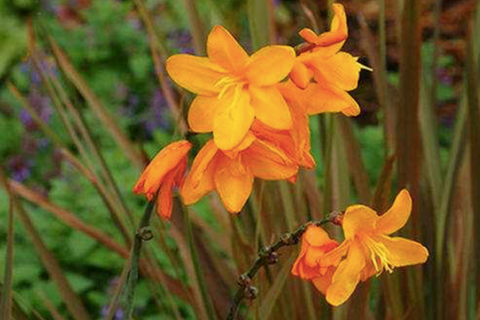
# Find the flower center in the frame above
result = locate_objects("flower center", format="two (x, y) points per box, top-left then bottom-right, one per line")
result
(215, 76), (247, 100)
(362, 235), (394, 275)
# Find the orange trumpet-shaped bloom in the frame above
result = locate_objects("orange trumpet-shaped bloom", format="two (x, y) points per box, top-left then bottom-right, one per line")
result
(133, 140), (191, 219)
(292, 226), (339, 294)
(181, 133), (298, 213)
(166, 25), (296, 150)
(320, 189), (429, 306)
(289, 4), (364, 117)
(250, 95), (315, 171)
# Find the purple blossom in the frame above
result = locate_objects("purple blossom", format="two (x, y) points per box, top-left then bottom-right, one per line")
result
(436, 67), (453, 86)
(143, 89), (170, 134)
(167, 30), (194, 54)
(100, 305), (124, 320)
(7, 156), (33, 182)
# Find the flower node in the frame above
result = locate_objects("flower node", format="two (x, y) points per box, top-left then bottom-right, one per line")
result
(237, 274), (251, 287)
(244, 286), (258, 300)
(137, 227), (154, 241)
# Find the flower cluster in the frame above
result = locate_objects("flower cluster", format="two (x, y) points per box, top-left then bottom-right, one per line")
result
(133, 3), (429, 307)
(135, 3), (364, 215)
(292, 190), (429, 306)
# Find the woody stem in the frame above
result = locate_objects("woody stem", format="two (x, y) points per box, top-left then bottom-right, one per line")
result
(225, 211), (343, 320)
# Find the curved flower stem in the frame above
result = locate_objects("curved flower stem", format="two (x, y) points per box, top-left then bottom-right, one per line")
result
(225, 211), (343, 320)
(121, 201), (155, 319)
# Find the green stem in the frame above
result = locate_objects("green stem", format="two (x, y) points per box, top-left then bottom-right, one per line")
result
(123, 201), (155, 319)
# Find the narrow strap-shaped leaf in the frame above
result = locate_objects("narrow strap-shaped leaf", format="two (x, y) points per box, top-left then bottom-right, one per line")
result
(258, 251), (296, 320)
(0, 166), (15, 320)
(0, 171), (91, 320)
(48, 37), (145, 169)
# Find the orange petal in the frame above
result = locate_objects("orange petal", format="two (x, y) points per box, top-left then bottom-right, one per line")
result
(305, 246), (327, 267)
(342, 205), (378, 239)
(321, 239), (350, 267)
(298, 28), (319, 44)
(305, 225), (331, 247)
(249, 85), (292, 130)
(173, 157), (188, 188)
(312, 267), (336, 295)
(188, 95), (220, 132)
(290, 61), (313, 89)
(207, 25), (249, 73)
(213, 86), (255, 150)
(156, 174), (175, 219)
(291, 240), (309, 277)
(315, 3), (347, 47)
(326, 242), (365, 306)
(375, 235), (429, 267)
(181, 140), (218, 205)
(282, 81), (360, 117)
(245, 46), (295, 86)
(214, 155), (254, 213)
(243, 139), (298, 180)
(307, 83), (360, 116)
(166, 54), (226, 95)
(134, 140), (192, 198)
(298, 4), (347, 57)
(310, 52), (361, 91)
(376, 189), (412, 235)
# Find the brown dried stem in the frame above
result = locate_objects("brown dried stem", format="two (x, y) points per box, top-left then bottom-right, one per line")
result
(226, 211), (342, 320)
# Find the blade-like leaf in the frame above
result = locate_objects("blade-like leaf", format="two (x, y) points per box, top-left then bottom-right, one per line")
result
(259, 250), (296, 320)
(48, 37), (145, 169)
(0, 173), (91, 320)
(0, 166), (15, 320)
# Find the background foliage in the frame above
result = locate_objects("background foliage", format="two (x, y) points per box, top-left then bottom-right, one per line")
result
(0, 0), (478, 319)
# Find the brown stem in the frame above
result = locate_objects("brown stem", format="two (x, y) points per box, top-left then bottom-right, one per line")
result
(225, 211), (343, 320)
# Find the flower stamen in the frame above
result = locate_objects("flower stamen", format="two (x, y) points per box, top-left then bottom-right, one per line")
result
(363, 236), (394, 275)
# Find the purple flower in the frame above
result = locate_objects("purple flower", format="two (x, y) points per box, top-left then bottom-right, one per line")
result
(167, 30), (194, 54)
(100, 305), (124, 320)
(7, 156), (32, 182)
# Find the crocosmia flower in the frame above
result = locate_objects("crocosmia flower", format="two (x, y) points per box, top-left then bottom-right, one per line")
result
(320, 189), (429, 306)
(289, 3), (366, 117)
(292, 225), (339, 294)
(134, 140), (191, 219)
(166, 25), (296, 150)
(181, 133), (298, 213)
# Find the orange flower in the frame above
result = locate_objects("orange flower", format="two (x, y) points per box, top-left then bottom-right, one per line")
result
(181, 133), (298, 213)
(291, 225), (339, 294)
(166, 26), (296, 150)
(320, 190), (429, 306)
(250, 97), (315, 171)
(289, 4), (366, 116)
(133, 140), (191, 219)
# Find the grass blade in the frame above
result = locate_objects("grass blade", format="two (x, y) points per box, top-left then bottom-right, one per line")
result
(183, 206), (217, 320)
(133, 0), (187, 136)
(179, 0), (206, 54)
(0, 166), (15, 320)
(338, 117), (371, 203)
(465, 26), (480, 307)
(47, 37), (145, 169)
(248, 0), (274, 49)
(259, 250), (296, 320)
(0, 168), (91, 320)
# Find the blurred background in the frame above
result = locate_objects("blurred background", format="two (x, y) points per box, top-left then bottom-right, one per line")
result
(0, 0), (479, 319)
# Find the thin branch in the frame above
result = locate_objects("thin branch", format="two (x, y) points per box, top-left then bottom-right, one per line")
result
(226, 211), (342, 320)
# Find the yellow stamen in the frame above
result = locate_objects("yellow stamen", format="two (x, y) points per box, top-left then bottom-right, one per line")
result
(363, 236), (394, 275)
(215, 76), (246, 100)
